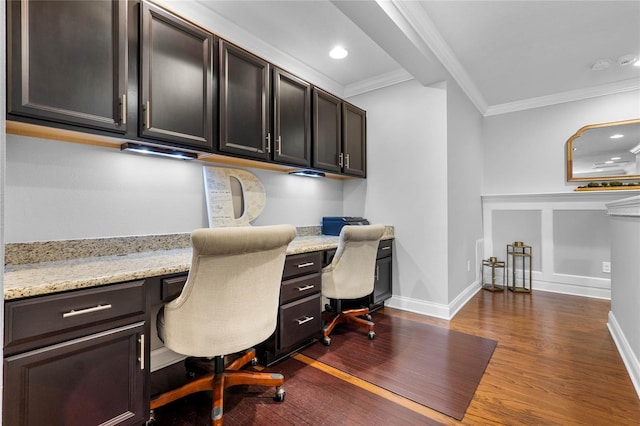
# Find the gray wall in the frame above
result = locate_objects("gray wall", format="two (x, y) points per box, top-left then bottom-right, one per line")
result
(5, 135), (344, 243)
(345, 79), (450, 307)
(483, 90), (640, 194)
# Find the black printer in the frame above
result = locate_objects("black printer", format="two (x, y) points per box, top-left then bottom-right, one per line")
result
(322, 217), (370, 236)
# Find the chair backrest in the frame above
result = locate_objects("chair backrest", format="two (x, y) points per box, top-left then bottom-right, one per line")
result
(160, 225), (296, 357)
(321, 224), (386, 300)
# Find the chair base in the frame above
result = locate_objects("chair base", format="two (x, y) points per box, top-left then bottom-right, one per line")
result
(149, 349), (284, 426)
(322, 306), (375, 346)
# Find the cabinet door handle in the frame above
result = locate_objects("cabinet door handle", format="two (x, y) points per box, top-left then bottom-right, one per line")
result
(277, 136), (282, 155)
(120, 94), (127, 125)
(139, 334), (145, 370)
(382, 246), (391, 250)
(339, 153), (344, 167)
(144, 101), (151, 129)
(296, 316), (314, 325)
(376, 265), (379, 281)
(62, 304), (112, 318)
(345, 153), (350, 169)
(296, 284), (315, 292)
(266, 133), (271, 153)
(297, 262), (315, 268)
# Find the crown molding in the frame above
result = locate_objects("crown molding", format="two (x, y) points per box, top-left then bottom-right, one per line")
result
(484, 78), (640, 117)
(343, 68), (414, 98)
(388, 0), (488, 114)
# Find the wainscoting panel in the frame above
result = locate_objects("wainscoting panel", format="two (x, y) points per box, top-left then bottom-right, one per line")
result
(482, 191), (640, 299)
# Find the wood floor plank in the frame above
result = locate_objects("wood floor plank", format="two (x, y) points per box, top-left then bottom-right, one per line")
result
(151, 289), (640, 425)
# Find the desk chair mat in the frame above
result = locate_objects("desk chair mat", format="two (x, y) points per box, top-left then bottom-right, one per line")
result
(300, 312), (497, 421)
(150, 357), (444, 425)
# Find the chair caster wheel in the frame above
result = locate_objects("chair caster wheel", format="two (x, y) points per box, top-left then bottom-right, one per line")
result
(145, 410), (156, 425)
(322, 336), (331, 346)
(274, 386), (285, 402)
(364, 314), (372, 321)
(251, 356), (259, 366)
(368, 331), (375, 340)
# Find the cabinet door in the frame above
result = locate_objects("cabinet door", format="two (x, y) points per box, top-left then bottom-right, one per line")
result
(342, 102), (367, 177)
(312, 88), (342, 173)
(373, 256), (392, 305)
(273, 68), (311, 167)
(3, 322), (146, 426)
(7, 0), (127, 133)
(219, 40), (270, 160)
(140, 2), (213, 150)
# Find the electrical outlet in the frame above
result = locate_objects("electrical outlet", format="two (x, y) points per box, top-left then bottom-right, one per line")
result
(602, 261), (611, 273)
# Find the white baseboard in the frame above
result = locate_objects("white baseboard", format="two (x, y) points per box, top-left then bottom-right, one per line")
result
(607, 311), (640, 400)
(533, 279), (610, 300)
(386, 280), (481, 320)
(150, 347), (186, 372)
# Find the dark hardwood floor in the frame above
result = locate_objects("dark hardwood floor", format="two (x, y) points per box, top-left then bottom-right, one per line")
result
(150, 290), (640, 425)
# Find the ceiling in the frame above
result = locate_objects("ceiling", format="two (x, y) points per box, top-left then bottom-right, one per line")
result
(192, 0), (640, 116)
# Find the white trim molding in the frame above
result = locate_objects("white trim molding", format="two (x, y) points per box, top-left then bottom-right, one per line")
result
(386, 279), (481, 320)
(608, 312), (640, 400)
(607, 195), (640, 217)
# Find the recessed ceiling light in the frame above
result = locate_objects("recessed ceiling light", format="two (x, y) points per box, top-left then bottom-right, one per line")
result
(618, 54), (638, 67)
(611, 157), (621, 160)
(605, 160), (614, 164)
(634, 59), (640, 67)
(329, 46), (348, 59)
(610, 134), (624, 139)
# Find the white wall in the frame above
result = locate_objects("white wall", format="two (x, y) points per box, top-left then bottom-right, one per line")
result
(483, 90), (640, 195)
(344, 79), (450, 309)
(5, 135), (343, 243)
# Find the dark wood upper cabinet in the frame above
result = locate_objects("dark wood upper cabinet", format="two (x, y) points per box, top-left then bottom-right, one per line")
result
(7, 0), (128, 133)
(140, 2), (214, 150)
(312, 88), (342, 173)
(273, 68), (311, 167)
(218, 40), (270, 160)
(342, 102), (367, 177)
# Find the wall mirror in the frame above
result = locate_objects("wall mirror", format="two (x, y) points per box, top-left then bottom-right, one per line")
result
(567, 118), (640, 182)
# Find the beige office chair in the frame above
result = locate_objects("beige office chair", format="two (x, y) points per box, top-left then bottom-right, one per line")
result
(149, 225), (296, 426)
(321, 224), (386, 346)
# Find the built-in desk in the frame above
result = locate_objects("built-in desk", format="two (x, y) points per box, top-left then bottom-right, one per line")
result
(3, 227), (394, 426)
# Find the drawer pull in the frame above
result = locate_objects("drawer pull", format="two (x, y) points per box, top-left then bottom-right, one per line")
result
(139, 334), (145, 370)
(62, 304), (112, 318)
(297, 262), (315, 268)
(296, 316), (315, 325)
(381, 246), (391, 250)
(296, 284), (315, 292)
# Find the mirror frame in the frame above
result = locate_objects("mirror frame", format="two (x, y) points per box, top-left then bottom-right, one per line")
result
(566, 118), (640, 182)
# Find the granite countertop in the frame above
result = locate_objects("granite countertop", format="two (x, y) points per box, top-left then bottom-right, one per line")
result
(4, 227), (394, 301)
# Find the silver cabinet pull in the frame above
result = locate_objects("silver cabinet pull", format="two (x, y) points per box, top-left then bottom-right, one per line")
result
(296, 284), (315, 292)
(296, 316), (314, 325)
(144, 101), (150, 129)
(297, 262), (314, 268)
(376, 265), (380, 281)
(339, 153), (344, 167)
(345, 153), (350, 168)
(277, 136), (282, 155)
(266, 132), (271, 153)
(120, 94), (127, 125)
(139, 334), (145, 370)
(62, 304), (112, 318)
(382, 246), (391, 250)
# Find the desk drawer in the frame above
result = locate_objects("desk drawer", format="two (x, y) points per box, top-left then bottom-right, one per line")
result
(4, 280), (145, 352)
(281, 272), (320, 304)
(377, 239), (393, 259)
(279, 293), (321, 350)
(282, 251), (322, 280)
